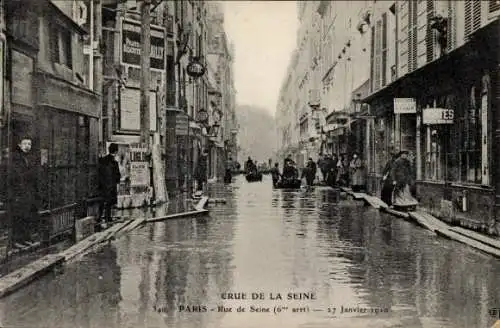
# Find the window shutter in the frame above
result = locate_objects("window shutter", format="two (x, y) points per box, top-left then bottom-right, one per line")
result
(464, 0), (473, 39)
(375, 19), (382, 91)
(447, 0), (456, 52)
(408, 0), (413, 72)
(370, 25), (375, 92)
(382, 13), (387, 87)
(426, 0), (435, 63)
(472, 1), (481, 31)
(490, 0), (500, 13)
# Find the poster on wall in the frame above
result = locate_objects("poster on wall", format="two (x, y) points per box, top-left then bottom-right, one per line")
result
(121, 19), (165, 70)
(129, 144), (150, 188)
(120, 88), (157, 131)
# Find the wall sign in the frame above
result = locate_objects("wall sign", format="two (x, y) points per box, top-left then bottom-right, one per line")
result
(394, 98), (416, 114)
(121, 19), (165, 70)
(11, 50), (33, 107)
(120, 88), (157, 131)
(422, 108), (454, 125)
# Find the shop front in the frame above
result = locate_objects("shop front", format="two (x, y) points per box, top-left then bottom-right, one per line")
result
(364, 19), (500, 234)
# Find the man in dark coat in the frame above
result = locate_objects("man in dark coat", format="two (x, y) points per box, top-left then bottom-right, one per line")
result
(195, 149), (208, 192)
(381, 152), (398, 206)
(325, 154), (338, 187)
(302, 157), (317, 187)
(10, 136), (40, 247)
(98, 143), (121, 226)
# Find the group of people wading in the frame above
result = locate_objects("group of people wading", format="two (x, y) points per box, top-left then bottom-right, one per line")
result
(317, 152), (365, 191)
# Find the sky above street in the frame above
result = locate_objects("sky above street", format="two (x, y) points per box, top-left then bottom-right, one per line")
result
(223, 1), (298, 117)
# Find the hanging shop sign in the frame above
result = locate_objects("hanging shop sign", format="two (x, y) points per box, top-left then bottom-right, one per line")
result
(186, 57), (206, 78)
(121, 19), (165, 70)
(422, 108), (454, 125)
(394, 98), (416, 114)
(196, 108), (209, 124)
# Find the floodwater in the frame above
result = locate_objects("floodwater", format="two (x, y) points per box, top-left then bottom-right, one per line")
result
(1, 175), (500, 328)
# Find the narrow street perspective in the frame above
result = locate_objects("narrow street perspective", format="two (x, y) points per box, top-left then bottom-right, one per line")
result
(1, 1), (500, 328)
(1, 175), (500, 328)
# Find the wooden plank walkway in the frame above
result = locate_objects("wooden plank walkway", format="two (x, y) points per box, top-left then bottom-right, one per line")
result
(436, 229), (500, 258)
(381, 206), (410, 219)
(145, 209), (209, 223)
(0, 254), (64, 298)
(363, 195), (388, 209)
(449, 226), (500, 250)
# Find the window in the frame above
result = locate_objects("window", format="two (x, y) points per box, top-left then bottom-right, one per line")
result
(49, 23), (72, 69)
(460, 87), (482, 183)
(166, 41), (176, 106)
(490, 0), (500, 13)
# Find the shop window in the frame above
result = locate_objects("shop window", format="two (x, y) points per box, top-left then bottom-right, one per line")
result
(460, 87), (482, 184)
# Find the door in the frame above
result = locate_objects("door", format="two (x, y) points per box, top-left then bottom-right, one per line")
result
(481, 75), (490, 185)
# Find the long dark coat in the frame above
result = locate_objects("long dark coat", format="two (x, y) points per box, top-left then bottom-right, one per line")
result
(195, 154), (208, 182)
(98, 154), (121, 205)
(10, 146), (39, 216)
(391, 157), (413, 191)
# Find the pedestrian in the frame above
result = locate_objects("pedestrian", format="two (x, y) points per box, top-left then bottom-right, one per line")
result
(349, 152), (366, 192)
(381, 152), (398, 206)
(194, 149), (208, 193)
(317, 154), (327, 183)
(391, 150), (418, 209)
(98, 143), (121, 228)
(301, 157), (317, 187)
(10, 136), (40, 248)
(337, 154), (349, 187)
(270, 163), (281, 187)
(224, 156), (234, 183)
(326, 154), (339, 187)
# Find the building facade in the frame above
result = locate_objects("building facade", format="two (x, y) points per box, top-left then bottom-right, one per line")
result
(363, 0), (500, 235)
(276, 1), (372, 168)
(3, 0), (101, 251)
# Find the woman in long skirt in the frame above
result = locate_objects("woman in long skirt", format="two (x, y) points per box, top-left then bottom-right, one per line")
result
(381, 153), (397, 206)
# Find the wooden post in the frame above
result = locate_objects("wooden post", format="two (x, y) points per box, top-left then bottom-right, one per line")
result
(140, 0), (151, 149)
(94, 0), (103, 144)
(416, 109), (422, 180)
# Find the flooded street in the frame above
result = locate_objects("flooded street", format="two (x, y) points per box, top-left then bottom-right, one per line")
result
(1, 175), (500, 328)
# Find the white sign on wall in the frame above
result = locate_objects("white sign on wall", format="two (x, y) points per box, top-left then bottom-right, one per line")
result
(394, 98), (416, 114)
(120, 88), (157, 131)
(422, 108), (454, 125)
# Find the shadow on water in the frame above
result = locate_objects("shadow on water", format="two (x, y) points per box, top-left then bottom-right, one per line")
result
(0, 175), (500, 328)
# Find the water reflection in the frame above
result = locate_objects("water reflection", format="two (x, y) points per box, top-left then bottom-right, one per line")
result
(0, 175), (500, 328)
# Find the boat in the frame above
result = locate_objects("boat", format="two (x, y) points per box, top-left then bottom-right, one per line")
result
(245, 171), (263, 182)
(274, 178), (302, 189)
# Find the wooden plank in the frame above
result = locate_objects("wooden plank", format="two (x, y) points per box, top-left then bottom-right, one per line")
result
(416, 211), (449, 231)
(120, 218), (146, 234)
(381, 206), (410, 219)
(194, 196), (209, 211)
(61, 231), (108, 261)
(449, 226), (500, 250)
(408, 212), (438, 234)
(0, 254), (64, 298)
(436, 228), (500, 258)
(363, 195), (388, 209)
(146, 209), (209, 223)
(351, 192), (367, 200)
